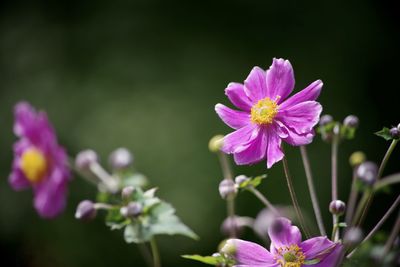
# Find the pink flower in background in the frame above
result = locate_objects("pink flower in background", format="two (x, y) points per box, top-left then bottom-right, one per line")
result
(223, 217), (341, 267)
(215, 58), (323, 168)
(9, 102), (71, 218)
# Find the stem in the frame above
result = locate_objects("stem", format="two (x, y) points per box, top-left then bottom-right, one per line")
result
(282, 155), (311, 238)
(345, 173), (358, 227)
(331, 215), (339, 241)
(150, 238), (161, 267)
(217, 152), (236, 237)
(351, 189), (371, 226)
(331, 129), (340, 241)
(381, 211), (400, 261)
(374, 172), (400, 192)
(248, 186), (279, 216)
(347, 194), (400, 258)
(138, 244), (153, 267)
(300, 146), (326, 236)
(355, 140), (398, 226)
(89, 162), (119, 193)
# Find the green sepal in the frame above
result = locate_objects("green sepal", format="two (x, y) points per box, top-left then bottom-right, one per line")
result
(375, 127), (393, 141)
(238, 174), (267, 190)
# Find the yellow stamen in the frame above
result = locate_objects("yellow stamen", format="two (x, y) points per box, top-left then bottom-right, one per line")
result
(20, 148), (47, 183)
(250, 97), (279, 125)
(275, 244), (305, 267)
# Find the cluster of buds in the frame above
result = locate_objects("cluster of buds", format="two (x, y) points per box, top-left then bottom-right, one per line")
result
(318, 114), (359, 142)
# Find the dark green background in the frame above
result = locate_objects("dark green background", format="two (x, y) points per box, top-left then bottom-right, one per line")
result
(1, 0), (399, 266)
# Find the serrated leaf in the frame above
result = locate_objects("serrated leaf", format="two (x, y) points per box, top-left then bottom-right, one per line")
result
(375, 127), (393, 141)
(124, 223), (152, 243)
(144, 188), (158, 198)
(182, 255), (221, 265)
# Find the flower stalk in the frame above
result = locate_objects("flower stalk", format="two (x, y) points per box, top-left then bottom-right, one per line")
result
(300, 146), (326, 236)
(331, 125), (340, 241)
(381, 211), (400, 261)
(150, 238), (161, 267)
(247, 186), (279, 216)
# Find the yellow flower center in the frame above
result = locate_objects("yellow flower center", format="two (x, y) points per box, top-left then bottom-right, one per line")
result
(20, 148), (48, 183)
(250, 97), (279, 125)
(275, 245), (305, 267)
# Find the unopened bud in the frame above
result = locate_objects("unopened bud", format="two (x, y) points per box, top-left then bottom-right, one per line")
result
(319, 114), (333, 126)
(329, 200), (346, 215)
(121, 186), (135, 200)
(234, 175), (249, 185)
(120, 202), (142, 217)
(109, 147), (133, 170)
(343, 115), (359, 128)
(75, 200), (96, 221)
(349, 151), (366, 167)
(344, 227), (363, 245)
(219, 179), (237, 199)
(75, 150), (98, 170)
(357, 161), (378, 185)
(390, 127), (400, 139)
(209, 135), (224, 153)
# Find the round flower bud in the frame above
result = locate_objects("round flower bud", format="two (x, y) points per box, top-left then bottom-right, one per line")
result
(344, 227), (363, 245)
(356, 161), (378, 185)
(218, 179), (237, 199)
(319, 114), (333, 126)
(208, 135), (224, 153)
(349, 151), (366, 167)
(75, 200), (97, 221)
(329, 200), (346, 216)
(343, 115), (359, 128)
(75, 149), (98, 170)
(109, 147), (133, 170)
(120, 202), (142, 218)
(121, 186), (135, 200)
(234, 175), (249, 185)
(390, 127), (400, 139)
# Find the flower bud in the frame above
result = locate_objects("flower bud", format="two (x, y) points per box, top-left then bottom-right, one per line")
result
(121, 186), (135, 200)
(390, 127), (400, 139)
(109, 147), (133, 170)
(343, 115), (359, 128)
(120, 202), (142, 217)
(344, 227), (363, 245)
(208, 135), (224, 153)
(234, 175), (249, 185)
(75, 200), (97, 221)
(356, 161), (378, 185)
(349, 151), (366, 167)
(329, 200), (346, 216)
(220, 216), (253, 237)
(75, 150), (98, 170)
(219, 179), (237, 199)
(319, 114), (333, 126)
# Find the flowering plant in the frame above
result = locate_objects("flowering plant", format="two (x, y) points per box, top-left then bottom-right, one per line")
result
(3, 58), (400, 267)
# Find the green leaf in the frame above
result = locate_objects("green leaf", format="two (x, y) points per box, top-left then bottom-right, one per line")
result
(105, 207), (130, 230)
(304, 258), (321, 265)
(124, 223), (152, 243)
(375, 127), (393, 141)
(337, 222), (347, 228)
(181, 255), (221, 265)
(122, 173), (149, 188)
(341, 126), (356, 140)
(238, 174), (267, 189)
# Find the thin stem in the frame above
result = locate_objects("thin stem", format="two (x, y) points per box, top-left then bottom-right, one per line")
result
(374, 172), (400, 192)
(300, 146), (326, 236)
(138, 244), (153, 267)
(89, 162), (119, 193)
(381, 211), (400, 261)
(355, 140), (398, 226)
(331, 215), (339, 241)
(282, 155), (311, 238)
(351, 189), (371, 226)
(217, 152), (236, 237)
(347, 194), (400, 258)
(345, 173), (358, 227)
(150, 238), (161, 267)
(331, 129), (340, 241)
(248, 186), (279, 216)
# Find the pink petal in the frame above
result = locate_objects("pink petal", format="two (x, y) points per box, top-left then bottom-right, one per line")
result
(279, 80), (323, 110)
(312, 244), (342, 267)
(269, 217), (302, 253)
(265, 126), (284, 169)
(276, 120), (315, 146)
(215, 104), (250, 130)
(227, 239), (278, 266)
(266, 58), (295, 102)
(222, 124), (260, 154)
(277, 101), (322, 134)
(9, 168), (30, 190)
(225, 82), (253, 111)
(233, 128), (267, 165)
(244, 67), (267, 102)
(300, 237), (336, 260)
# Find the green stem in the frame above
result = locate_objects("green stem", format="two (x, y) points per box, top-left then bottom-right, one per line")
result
(331, 215), (339, 241)
(248, 186), (279, 216)
(150, 238), (161, 267)
(331, 129), (339, 241)
(380, 211), (400, 261)
(374, 173), (400, 192)
(300, 146), (326, 236)
(282, 155), (311, 238)
(355, 140), (398, 226)
(138, 244), (153, 267)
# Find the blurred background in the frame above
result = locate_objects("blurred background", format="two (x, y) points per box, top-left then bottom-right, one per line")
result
(0, 0), (399, 266)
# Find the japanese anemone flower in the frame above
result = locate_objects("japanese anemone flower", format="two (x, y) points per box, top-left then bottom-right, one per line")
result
(8, 102), (71, 218)
(215, 58), (323, 168)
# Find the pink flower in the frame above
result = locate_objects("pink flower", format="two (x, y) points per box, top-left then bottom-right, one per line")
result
(223, 217), (341, 267)
(8, 102), (71, 218)
(215, 58), (323, 168)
